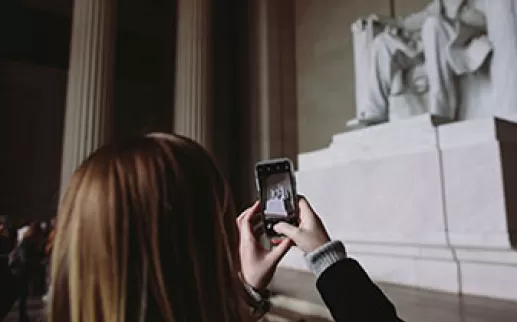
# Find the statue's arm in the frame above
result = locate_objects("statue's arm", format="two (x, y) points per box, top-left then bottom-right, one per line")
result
(402, 1), (442, 31)
(404, 0), (487, 31)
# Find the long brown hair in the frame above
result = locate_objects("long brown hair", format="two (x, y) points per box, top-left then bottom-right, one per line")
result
(49, 133), (250, 321)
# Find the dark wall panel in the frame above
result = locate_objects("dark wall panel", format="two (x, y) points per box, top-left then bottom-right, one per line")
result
(115, 32), (162, 83)
(0, 3), (71, 70)
(211, 0), (253, 210)
(0, 0), (175, 224)
(114, 81), (171, 138)
(0, 60), (66, 222)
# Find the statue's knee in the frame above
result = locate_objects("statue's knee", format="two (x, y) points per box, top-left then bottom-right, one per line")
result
(372, 33), (391, 54)
(422, 16), (444, 35)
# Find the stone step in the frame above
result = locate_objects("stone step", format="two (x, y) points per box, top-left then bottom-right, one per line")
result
(264, 295), (333, 321)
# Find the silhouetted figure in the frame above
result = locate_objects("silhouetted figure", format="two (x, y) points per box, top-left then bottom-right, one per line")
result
(42, 218), (56, 301)
(10, 222), (45, 322)
(1, 222), (19, 319)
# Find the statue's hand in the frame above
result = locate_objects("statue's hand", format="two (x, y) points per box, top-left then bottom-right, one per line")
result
(366, 14), (381, 22)
(351, 18), (368, 32)
(352, 14), (405, 35)
(366, 14), (403, 28)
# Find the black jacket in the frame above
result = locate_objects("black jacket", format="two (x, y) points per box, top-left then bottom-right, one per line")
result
(317, 258), (404, 322)
(10, 237), (44, 277)
(0, 238), (43, 319)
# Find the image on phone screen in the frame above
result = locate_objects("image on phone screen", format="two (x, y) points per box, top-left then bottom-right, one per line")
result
(261, 172), (295, 218)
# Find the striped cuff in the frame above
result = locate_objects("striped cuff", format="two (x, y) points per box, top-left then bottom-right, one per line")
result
(243, 282), (271, 319)
(304, 240), (347, 278)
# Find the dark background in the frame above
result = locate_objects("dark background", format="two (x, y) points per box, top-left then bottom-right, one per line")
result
(0, 0), (253, 225)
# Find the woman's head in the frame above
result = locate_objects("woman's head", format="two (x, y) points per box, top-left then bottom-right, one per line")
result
(49, 133), (248, 322)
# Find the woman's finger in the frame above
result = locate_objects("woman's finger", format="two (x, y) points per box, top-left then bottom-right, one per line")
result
(266, 238), (292, 265)
(237, 201), (260, 226)
(239, 202), (262, 240)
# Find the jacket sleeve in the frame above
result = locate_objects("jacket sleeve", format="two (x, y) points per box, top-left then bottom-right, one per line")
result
(316, 258), (404, 322)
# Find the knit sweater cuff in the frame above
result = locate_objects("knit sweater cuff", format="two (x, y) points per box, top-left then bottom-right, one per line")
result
(304, 240), (347, 278)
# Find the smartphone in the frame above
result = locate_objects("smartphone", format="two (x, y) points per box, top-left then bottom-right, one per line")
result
(255, 158), (299, 238)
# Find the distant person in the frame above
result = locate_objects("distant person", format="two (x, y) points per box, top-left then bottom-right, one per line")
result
(10, 221), (45, 322)
(42, 217), (56, 302)
(0, 250), (19, 320)
(17, 225), (30, 244)
(0, 222), (19, 320)
(47, 133), (403, 322)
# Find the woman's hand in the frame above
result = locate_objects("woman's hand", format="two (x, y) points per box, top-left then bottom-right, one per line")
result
(237, 202), (291, 290)
(274, 197), (330, 253)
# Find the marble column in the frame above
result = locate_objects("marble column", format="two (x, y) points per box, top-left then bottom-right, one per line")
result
(174, 0), (213, 150)
(249, 0), (297, 161)
(60, 0), (117, 191)
(236, 0), (297, 205)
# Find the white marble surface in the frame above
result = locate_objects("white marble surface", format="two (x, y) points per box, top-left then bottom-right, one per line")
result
(299, 114), (444, 169)
(441, 143), (509, 248)
(485, 1), (517, 119)
(349, 0), (517, 127)
(283, 117), (517, 301)
(297, 154), (447, 246)
(439, 118), (517, 249)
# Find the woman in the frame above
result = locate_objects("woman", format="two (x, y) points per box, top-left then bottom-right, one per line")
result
(48, 133), (403, 321)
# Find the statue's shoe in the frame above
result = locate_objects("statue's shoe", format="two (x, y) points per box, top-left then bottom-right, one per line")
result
(346, 118), (369, 129)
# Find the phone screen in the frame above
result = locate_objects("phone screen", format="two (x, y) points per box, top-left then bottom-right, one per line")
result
(256, 159), (298, 237)
(261, 172), (295, 217)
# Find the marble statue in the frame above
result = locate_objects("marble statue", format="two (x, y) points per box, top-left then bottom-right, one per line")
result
(348, 0), (492, 128)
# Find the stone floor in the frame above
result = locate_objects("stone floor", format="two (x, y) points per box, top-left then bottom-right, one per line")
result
(269, 268), (517, 322)
(5, 268), (517, 321)
(3, 299), (45, 322)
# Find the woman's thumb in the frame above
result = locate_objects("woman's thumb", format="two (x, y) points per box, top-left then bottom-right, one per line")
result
(273, 222), (299, 240)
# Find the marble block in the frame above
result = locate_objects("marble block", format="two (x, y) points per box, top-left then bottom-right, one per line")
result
(439, 118), (517, 249)
(295, 115), (449, 245)
(299, 114), (447, 170)
(282, 117), (517, 301)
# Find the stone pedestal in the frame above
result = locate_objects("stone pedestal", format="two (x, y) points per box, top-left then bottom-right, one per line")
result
(60, 0), (117, 190)
(281, 116), (517, 301)
(174, 0), (212, 150)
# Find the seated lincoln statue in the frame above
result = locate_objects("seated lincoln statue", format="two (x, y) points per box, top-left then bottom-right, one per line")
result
(347, 0), (492, 128)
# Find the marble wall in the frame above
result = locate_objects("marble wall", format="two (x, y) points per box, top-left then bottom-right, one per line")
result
(295, 0), (430, 153)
